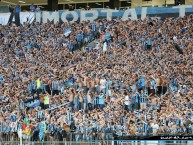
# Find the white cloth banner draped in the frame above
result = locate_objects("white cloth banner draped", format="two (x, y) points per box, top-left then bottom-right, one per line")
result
(0, 12), (35, 25)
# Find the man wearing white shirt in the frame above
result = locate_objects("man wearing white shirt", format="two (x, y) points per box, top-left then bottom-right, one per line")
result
(152, 121), (159, 135)
(87, 91), (92, 110)
(100, 77), (106, 94)
(36, 6), (40, 12)
(124, 92), (130, 110)
(173, 36), (177, 41)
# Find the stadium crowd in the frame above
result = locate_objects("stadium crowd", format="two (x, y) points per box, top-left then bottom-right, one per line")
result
(0, 14), (193, 144)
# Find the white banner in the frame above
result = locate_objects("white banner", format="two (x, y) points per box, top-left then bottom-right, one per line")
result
(0, 5), (193, 25)
(0, 12), (35, 25)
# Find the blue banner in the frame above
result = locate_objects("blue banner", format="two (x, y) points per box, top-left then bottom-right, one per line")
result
(64, 28), (71, 37)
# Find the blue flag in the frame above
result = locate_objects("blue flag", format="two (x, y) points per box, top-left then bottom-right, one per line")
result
(64, 29), (71, 37)
(39, 122), (45, 141)
(105, 33), (111, 40)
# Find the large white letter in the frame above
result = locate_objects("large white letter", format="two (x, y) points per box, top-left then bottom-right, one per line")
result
(141, 7), (147, 20)
(101, 9), (118, 21)
(0, 13), (10, 25)
(173, 5), (192, 17)
(36, 12), (41, 23)
(80, 10), (98, 22)
(42, 11), (59, 24)
(61, 11), (78, 23)
(122, 8), (137, 21)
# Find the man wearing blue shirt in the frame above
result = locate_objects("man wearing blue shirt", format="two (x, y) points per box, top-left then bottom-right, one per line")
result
(105, 30), (111, 46)
(135, 92), (140, 110)
(15, 5), (21, 26)
(130, 94), (136, 111)
(150, 79), (156, 95)
(140, 76), (146, 91)
(98, 93), (104, 110)
(27, 81), (33, 94)
(139, 90), (147, 110)
(30, 3), (36, 12)
(0, 75), (3, 86)
(36, 107), (43, 119)
(31, 80), (37, 95)
(19, 98), (25, 112)
(5, 122), (11, 141)
(76, 32), (83, 49)
(146, 37), (152, 50)
(190, 123), (193, 135)
(52, 80), (59, 96)
(94, 93), (99, 109)
(91, 23), (97, 38)
(0, 120), (6, 141)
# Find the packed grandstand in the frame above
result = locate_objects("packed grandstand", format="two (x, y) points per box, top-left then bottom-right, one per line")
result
(0, 14), (193, 144)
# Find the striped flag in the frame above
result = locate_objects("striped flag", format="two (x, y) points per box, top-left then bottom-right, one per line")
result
(39, 121), (46, 141)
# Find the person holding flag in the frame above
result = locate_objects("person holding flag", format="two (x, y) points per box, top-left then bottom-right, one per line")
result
(105, 29), (111, 46)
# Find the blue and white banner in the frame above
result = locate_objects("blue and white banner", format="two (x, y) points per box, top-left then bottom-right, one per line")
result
(34, 5), (193, 23)
(0, 5), (193, 25)
(64, 28), (71, 37)
(26, 100), (40, 109)
(0, 12), (35, 25)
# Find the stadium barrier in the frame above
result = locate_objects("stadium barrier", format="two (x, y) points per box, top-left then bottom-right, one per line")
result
(1, 132), (193, 145)
(0, 141), (193, 145)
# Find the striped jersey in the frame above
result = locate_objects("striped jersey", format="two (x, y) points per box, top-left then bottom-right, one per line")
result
(140, 94), (147, 103)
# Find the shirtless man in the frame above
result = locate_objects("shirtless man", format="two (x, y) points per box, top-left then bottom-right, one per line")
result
(78, 90), (83, 110)
(95, 74), (100, 94)
(86, 75), (91, 93)
(146, 77), (151, 96)
(162, 76), (168, 95)
(151, 96), (157, 110)
(69, 88), (76, 110)
(39, 94), (44, 109)
(90, 74), (95, 93)
(82, 74), (87, 93)
(156, 74), (163, 95)
(77, 75), (83, 90)
(129, 123), (136, 136)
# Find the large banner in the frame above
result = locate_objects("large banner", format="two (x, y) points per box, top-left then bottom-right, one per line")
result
(0, 12), (35, 25)
(0, 5), (193, 25)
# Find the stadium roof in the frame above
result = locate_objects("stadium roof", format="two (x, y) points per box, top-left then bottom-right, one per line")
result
(0, 0), (110, 6)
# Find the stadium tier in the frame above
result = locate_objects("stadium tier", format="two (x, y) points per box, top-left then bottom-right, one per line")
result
(0, 3), (193, 145)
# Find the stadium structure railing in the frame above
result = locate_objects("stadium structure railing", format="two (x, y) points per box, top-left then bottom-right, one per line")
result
(1, 141), (193, 145)
(1, 132), (193, 145)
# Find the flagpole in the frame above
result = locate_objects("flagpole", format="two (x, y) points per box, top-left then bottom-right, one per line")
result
(20, 136), (22, 145)
(18, 128), (22, 145)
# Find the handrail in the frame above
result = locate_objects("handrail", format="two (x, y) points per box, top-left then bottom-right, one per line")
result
(1, 131), (193, 142)
(1, 141), (193, 145)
